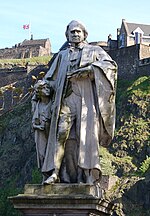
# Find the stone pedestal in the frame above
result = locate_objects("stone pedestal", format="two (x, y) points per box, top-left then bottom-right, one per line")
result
(9, 184), (113, 216)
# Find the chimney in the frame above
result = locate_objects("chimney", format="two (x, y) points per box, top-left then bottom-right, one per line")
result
(108, 34), (112, 40)
(117, 28), (120, 36)
(107, 34), (112, 49)
(31, 34), (33, 40)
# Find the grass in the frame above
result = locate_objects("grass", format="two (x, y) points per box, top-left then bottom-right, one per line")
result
(0, 56), (52, 66)
(127, 76), (150, 97)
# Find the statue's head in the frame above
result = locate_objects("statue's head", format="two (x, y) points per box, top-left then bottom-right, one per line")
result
(65, 20), (88, 44)
(34, 80), (50, 98)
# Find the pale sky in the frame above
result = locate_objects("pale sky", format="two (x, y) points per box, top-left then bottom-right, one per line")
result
(0, 0), (150, 52)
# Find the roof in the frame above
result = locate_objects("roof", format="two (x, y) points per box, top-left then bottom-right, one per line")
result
(125, 21), (150, 36)
(21, 39), (49, 47)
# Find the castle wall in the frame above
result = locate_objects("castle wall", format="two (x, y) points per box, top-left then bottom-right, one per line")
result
(109, 44), (140, 78)
(140, 44), (150, 59)
(0, 45), (50, 59)
(108, 44), (150, 79)
(138, 57), (150, 76)
(0, 48), (22, 59)
(45, 40), (51, 54)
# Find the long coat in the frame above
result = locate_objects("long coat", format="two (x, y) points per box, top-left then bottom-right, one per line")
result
(42, 44), (117, 173)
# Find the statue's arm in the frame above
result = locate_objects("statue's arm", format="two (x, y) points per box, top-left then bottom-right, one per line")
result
(67, 65), (94, 80)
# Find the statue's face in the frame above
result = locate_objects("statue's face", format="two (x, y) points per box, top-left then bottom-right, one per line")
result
(37, 84), (50, 97)
(41, 84), (50, 96)
(68, 23), (85, 44)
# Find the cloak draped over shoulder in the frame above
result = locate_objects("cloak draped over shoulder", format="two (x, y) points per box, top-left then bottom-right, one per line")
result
(42, 44), (117, 173)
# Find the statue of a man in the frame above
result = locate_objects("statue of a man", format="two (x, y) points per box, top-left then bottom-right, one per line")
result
(40, 20), (117, 184)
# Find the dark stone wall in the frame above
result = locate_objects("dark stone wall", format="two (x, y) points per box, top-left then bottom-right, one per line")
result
(109, 44), (150, 79)
(0, 64), (49, 115)
(137, 62), (150, 77)
(0, 67), (27, 87)
(109, 44), (139, 78)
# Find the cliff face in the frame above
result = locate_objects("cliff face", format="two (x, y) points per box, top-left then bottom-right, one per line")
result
(111, 76), (150, 175)
(0, 70), (149, 215)
(0, 102), (36, 187)
(105, 76), (150, 215)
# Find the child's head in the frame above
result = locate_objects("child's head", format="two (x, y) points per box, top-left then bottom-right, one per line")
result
(34, 80), (51, 99)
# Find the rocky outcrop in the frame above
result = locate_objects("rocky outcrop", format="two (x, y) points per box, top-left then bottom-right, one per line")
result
(0, 101), (36, 187)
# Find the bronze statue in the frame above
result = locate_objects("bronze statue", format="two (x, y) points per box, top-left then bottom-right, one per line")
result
(32, 20), (117, 185)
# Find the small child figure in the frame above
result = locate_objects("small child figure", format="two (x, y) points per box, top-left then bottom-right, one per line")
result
(32, 80), (53, 183)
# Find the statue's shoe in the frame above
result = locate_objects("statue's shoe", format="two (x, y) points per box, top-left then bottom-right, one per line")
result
(43, 173), (58, 185)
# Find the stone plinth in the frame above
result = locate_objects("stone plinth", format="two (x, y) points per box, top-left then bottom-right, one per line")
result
(9, 184), (113, 216)
(101, 175), (119, 190)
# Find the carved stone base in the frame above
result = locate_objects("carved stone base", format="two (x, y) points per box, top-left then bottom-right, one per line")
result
(9, 184), (113, 216)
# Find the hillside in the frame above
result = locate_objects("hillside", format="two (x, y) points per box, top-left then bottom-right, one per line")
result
(0, 67), (149, 215)
(102, 76), (150, 215)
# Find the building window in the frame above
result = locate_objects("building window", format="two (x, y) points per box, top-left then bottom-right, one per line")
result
(135, 32), (142, 44)
(119, 33), (125, 48)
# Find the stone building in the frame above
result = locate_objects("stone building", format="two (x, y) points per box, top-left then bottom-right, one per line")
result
(110, 19), (150, 49)
(104, 20), (150, 79)
(0, 38), (51, 59)
(106, 19), (150, 50)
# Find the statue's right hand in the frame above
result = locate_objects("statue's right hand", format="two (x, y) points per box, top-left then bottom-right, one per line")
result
(33, 124), (44, 130)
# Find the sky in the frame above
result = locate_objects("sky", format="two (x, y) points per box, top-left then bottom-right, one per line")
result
(0, 0), (150, 53)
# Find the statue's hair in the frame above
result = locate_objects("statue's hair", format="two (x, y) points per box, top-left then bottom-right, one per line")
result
(65, 20), (88, 41)
(34, 80), (47, 91)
